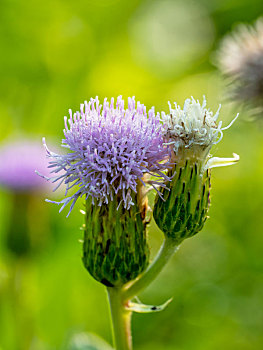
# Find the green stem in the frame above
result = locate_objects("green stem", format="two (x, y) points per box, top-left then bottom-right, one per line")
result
(123, 238), (179, 302)
(107, 287), (132, 350)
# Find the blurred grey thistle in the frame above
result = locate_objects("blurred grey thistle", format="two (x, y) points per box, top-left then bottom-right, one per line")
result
(216, 18), (263, 113)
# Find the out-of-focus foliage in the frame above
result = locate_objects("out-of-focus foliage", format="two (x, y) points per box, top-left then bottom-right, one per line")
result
(0, 0), (262, 349)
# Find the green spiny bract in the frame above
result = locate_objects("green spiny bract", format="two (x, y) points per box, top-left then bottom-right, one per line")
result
(82, 194), (149, 287)
(153, 159), (211, 244)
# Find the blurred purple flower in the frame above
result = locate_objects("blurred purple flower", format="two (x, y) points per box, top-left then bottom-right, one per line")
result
(0, 139), (49, 192)
(39, 96), (170, 215)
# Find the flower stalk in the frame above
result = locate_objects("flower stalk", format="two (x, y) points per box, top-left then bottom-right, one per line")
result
(108, 238), (180, 350)
(123, 238), (179, 302)
(107, 287), (132, 350)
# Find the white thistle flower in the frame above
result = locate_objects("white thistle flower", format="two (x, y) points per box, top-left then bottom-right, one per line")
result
(161, 96), (239, 172)
(153, 96), (239, 243)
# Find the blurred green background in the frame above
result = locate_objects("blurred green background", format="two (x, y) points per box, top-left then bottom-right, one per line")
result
(0, 0), (263, 349)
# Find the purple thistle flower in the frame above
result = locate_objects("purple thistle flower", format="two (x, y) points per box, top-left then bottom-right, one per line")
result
(0, 139), (50, 192)
(40, 96), (170, 215)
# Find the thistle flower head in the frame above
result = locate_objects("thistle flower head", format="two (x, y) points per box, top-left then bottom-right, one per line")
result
(41, 96), (169, 215)
(216, 18), (263, 110)
(154, 97), (239, 243)
(161, 96), (239, 169)
(0, 139), (49, 192)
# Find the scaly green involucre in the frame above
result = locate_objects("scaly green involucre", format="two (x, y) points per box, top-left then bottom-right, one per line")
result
(154, 158), (211, 244)
(83, 194), (149, 287)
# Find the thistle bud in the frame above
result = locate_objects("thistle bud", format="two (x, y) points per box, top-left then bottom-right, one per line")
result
(154, 97), (239, 243)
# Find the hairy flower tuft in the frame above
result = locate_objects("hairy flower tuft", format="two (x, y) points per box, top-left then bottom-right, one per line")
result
(161, 96), (239, 168)
(39, 96), (169, 215)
